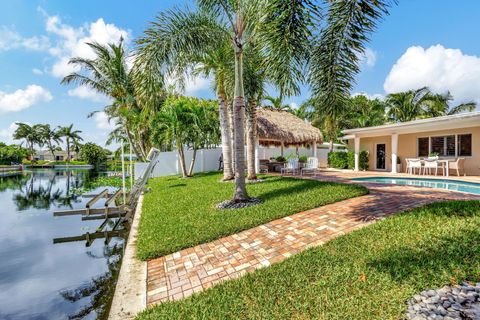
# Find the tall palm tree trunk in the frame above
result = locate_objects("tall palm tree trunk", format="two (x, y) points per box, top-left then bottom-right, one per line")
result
(246, 98), (257, 180)
(125, 129), (143, 162)
(187, 146), (197, 177)
(228, 101), (235, 172)
(218, 88), (234, 180)
(66, 138), (70, 162)
(232, 46), (248, 201)
(176, 141), (188, 178)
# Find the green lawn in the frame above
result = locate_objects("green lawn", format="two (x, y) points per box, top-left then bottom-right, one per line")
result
(137, 200), (480, 320)
(137, 172), (367, 260)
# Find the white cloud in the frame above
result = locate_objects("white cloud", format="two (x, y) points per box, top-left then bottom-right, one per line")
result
(32, 68), (43, 75)
(93, 111), (116, 131)
(68, 85), (107, 102)
(358, 47), (377, 68)
(0, 26), (50, 52)
(184, 75), (211, 95)
(352, 92), (385, 100)
(0, 122), (20, 145)
(0, 85), (52, 113)
(384, 45), (480, 104)
(42, 11), (130, 78)
(165, 73), (213, 96)
(289, 102), (299, 109)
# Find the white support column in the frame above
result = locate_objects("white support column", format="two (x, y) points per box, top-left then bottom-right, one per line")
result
(312, 141), (317, 158)
(255, 138), (260, 174)
(391, 133), (398, 174)
(354, 136), (360, 172)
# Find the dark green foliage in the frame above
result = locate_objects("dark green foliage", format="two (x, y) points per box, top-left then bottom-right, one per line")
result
(328, 151), (348, 169)
(137, 200), (480, 320)
(79, 143), (107, 167)
(328, 151), (369, 170)
(137, 173), (366, 260)
(0, 143), (29, 165)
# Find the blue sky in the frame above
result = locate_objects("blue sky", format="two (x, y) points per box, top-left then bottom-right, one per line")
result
(1, 0), (480, 149)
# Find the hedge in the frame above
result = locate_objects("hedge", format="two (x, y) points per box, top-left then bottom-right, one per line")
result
(328, 151), (369, 170)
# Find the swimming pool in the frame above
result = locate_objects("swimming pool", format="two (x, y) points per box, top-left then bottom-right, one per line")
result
(351, 177), (480, 195)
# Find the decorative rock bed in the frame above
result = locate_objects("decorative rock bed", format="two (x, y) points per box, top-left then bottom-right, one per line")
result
(406, 283), (480, 320)
(217, 197), (263, 209)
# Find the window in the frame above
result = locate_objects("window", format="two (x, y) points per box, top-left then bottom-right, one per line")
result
(417, 134), (472, 157)
(418, 137), (429, 157)
(458, 134), (472, 156)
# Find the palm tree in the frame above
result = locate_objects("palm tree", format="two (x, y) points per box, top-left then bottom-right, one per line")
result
(58, 124), (83, 161)
(190, 40), (236, 181)
(263, 95), (291, 111)
(386, 87), (476, 122)
(309, 0), (395, 148)
(347, 95), (386, 128)
(136, 0), (314, 202)
(151, 96), (194, 178)
(61, 40), (152, 161)
(39, 124), (62, 160)
(13, 123), (43, 158)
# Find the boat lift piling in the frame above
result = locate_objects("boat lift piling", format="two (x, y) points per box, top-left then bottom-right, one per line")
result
(52, 148), (161, 246)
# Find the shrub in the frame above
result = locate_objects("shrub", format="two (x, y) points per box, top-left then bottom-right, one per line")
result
(78, 143), (107, 168)
(275, 156), (286, 162)
(299, 155), (308, 163)
(328, 151), (348, 169)
(329, 151), (369, 170)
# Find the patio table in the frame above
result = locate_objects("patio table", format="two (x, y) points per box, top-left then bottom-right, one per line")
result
(420, 159), (453, 177)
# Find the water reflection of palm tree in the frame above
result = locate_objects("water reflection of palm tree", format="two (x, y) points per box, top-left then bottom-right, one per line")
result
(13, 174), (63, 210)
(60, 243), (124, 320)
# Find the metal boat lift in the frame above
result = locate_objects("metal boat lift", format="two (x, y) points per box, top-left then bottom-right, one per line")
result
(53, 148), (161, 246)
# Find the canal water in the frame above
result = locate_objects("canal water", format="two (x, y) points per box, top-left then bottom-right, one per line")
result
(0, 169), (126, 320)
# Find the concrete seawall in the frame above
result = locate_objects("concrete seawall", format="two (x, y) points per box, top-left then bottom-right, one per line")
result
(108, 195), (147, 320)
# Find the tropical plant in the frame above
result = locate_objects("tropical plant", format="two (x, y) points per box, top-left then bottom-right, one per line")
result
(39, 124), (62, 159)
(79, 142), (108, 168)
(386, 87), (476, 122)
(136, 0), (315, 202)
(13, 123), (43, 157)
(263, 95), (291, 111)
(61, 40), (156, 161)
(0, 143), (30, 165)
(58, 124), (83, 161)
(150, 96), (205, 178)
(346, 95), (387, 128)
(309, 0), (395, 149)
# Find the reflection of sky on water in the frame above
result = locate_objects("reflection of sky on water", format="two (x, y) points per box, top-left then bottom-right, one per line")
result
(0, 170), (124, 320)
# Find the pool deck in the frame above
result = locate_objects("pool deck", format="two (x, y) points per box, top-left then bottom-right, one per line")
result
(145, 170), (480, 307)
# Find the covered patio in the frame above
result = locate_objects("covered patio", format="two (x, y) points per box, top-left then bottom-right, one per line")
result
(255, 108), (323, 172)
(341, 112), (480, 176)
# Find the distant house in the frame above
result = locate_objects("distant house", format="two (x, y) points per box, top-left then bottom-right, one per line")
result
(34, 150), (77, 162)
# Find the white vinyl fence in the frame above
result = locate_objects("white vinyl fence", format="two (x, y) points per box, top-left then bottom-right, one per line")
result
(135, 144), (346, 178)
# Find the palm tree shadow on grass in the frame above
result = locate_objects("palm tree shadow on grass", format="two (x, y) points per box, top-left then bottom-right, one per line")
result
(255, 179), (361, 202)
(367, 214), (480, 286)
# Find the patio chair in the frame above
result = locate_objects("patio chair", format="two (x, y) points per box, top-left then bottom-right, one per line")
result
(300, 157), (319, 176)
(448, 158), (466, 176)
(423, 159), (444, 176)
(281, 158), (299, 175)
(406, 158), (422, 175)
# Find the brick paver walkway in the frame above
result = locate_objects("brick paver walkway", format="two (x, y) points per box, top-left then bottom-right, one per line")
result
(147, 178), (480, 305)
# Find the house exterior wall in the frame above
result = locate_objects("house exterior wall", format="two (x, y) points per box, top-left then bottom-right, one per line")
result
(349, 126), (480, 175)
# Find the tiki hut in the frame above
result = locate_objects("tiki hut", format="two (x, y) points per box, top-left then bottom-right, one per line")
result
(253, 108), (323, 173)
(256, 108), (323, 157)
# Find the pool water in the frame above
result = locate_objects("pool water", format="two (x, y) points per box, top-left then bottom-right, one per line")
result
(352, 177), (480, 195)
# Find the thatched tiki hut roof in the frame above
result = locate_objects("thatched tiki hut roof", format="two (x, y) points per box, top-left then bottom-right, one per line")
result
(256, 108), (323, 147)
